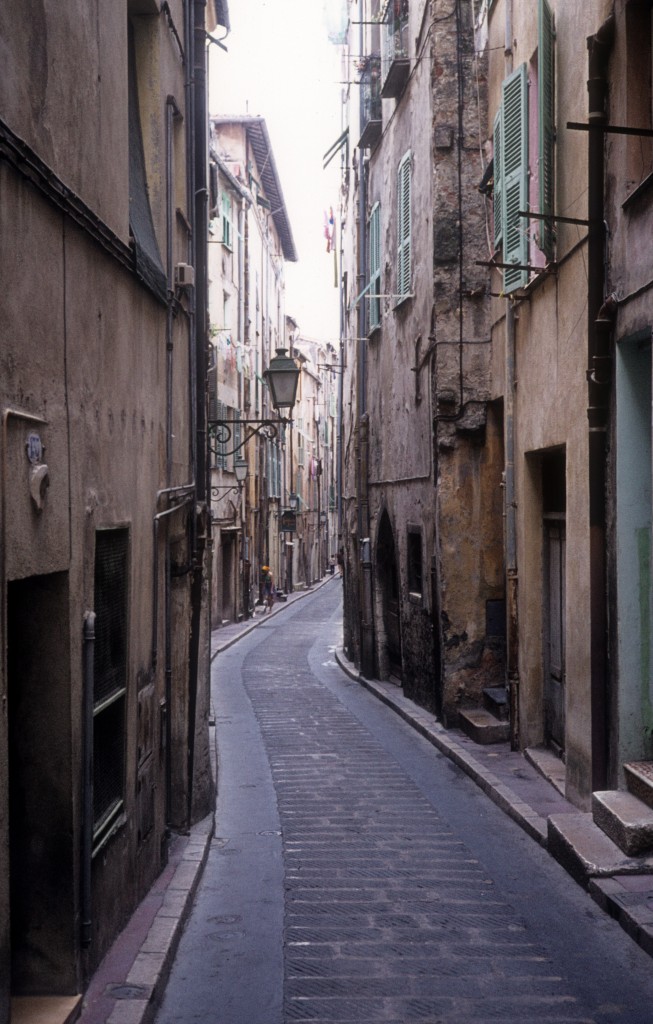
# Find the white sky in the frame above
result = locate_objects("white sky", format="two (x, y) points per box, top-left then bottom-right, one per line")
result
(208, 0), (345, 344)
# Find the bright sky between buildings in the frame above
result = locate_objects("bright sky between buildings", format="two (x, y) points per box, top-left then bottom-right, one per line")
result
(209, 0), (346, 343)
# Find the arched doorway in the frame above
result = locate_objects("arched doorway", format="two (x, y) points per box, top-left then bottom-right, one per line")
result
(376, 511), (402, 680)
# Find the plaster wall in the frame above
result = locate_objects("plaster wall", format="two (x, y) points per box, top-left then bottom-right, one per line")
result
(0, 0), (202, 1008)
(487, 0), (611, 805)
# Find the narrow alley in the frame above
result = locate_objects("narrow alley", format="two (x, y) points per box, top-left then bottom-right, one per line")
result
(154, 582), (653, 1024)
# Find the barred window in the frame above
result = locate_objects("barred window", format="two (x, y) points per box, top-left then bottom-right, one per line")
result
(93, 528), (129, 854)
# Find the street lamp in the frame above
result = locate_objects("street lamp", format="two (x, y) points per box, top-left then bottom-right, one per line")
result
(263, 348), (301, 412)
(208, 348), (300, 457)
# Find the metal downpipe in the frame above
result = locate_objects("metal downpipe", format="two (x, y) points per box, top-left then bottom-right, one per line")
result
(587, 14), (614, 792)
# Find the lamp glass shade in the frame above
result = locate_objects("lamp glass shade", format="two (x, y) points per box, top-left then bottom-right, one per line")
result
(234, 456), (248, 484)
(263, 348), (300, 411)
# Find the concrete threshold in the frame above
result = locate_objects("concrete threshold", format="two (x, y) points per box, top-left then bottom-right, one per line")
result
(11, 996), (82, 1024)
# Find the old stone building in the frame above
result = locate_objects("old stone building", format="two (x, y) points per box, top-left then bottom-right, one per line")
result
(207, 116), (298, 617)
(337, 0), (503, 720)
(0, 1), (224, 1018)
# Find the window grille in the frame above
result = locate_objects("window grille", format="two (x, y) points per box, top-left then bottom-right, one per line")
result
(93, 528), (129, 850)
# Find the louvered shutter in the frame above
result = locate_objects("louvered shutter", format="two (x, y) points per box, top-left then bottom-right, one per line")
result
(397, 152), (411, 298)
(493, 108), (503, 250)
(501, 64), (529, 293)
(538, 0), (555, 260)
(369, 202), (381, 329)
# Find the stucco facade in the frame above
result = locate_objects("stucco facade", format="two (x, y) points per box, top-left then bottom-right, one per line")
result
(338, 0), (503, 719)
(0, 1), (220, 1017)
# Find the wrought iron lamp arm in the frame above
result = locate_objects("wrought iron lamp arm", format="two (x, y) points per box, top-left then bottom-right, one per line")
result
(208, 416), (288, 457)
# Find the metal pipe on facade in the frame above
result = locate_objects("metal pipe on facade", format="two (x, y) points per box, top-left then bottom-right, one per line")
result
(81, 611), (96, 948)
(586, 14), (614, 792)
(187, 0), (211, 828)
(502, 0), (519, 749)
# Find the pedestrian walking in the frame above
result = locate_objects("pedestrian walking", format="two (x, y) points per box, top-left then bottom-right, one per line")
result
(261, 565), (274, 612)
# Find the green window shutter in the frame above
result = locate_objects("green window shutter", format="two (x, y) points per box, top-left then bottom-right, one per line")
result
(222, 192), (232, 248)
(501, 63), (528, 294)
(538, 0), (555, 260)
(493, 107), (503, 250)
(369, 202), (381, 329)
(397, 151), (411, 298)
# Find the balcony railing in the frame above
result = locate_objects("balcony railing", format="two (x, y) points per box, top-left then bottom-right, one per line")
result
(358, 55), (382, 150)
(381, 0), (410, 99)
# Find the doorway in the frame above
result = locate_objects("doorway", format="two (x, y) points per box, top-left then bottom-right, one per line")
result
(542, 451), (566, 757)
(8, 572), (76, 995)
(376, 511), (402, 680)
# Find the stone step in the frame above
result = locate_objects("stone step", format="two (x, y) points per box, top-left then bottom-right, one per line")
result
(457, 706), (509, 745)
(624, 761), (653, 810)
(482, 686), (509, 721)
(593, 789), (653, 856)
(11, 995), (82, 1024)
(547, 812), (653, 887)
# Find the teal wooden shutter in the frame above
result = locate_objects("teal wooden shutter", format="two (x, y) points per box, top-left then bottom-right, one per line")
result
(493, 107), (503, 250)
(397, 151), (411, 298)
(369, 202), (381, 329)
(538, 0), (555, 260)
(501, 63), (528, 293)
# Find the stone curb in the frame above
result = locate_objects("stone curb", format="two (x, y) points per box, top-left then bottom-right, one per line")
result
(104, 815), (214, 1024)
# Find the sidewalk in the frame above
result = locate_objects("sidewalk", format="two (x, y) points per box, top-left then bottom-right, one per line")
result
(77, 574), (653, 1024)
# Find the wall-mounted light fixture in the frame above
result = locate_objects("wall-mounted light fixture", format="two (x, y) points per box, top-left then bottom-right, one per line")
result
(208, 348), (300, 457)
(210, 454), (248, 503)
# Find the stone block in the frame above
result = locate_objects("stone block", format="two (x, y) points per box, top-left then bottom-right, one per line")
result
(592, 790), (653, 855)
(547, 812), (653, 888)
(624, 761), (653, 809)
(457, 707), (509, 745)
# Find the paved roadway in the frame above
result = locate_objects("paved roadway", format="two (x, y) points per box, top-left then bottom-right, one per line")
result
(156, 583), (653, 1023)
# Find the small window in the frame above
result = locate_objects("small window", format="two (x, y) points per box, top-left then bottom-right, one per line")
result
(407, 526), (422, 597)
(397, 151), (412, 299)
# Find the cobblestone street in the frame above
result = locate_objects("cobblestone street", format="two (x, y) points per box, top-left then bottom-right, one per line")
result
(155, 583), (653, 1023)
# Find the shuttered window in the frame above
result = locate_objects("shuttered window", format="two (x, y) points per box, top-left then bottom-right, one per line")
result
(501, 63), (529, 293)
(397, 151), (412, 299)
(493, 108), (503, 250)
(369, 202), (381, 330)
(538, 0), (555, 259)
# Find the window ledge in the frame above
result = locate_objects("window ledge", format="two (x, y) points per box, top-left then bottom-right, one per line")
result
(623, 171), (653, 212)
(408, 590), (423, 605)
(393, 293), (414, 311)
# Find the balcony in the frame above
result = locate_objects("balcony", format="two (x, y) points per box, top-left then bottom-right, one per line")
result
(358, 55), (382, 150)
(381, 0), (410, 99)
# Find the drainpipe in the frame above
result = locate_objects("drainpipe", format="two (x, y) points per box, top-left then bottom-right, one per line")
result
(587, 15), (614, 792)
(186, 0), (210, 828)
(503, 0), (519, 748)
(357, 0), (375, 678)
(81, 611), (96, 948)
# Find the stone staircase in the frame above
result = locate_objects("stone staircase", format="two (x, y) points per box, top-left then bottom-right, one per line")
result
(547, 760), (653, 887)
(593, 762), (653, 856)
(457, 686), (510, 744)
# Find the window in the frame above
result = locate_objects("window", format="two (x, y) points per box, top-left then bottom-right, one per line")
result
(221, 191), (233, 248)
(397, 151), (412, 299)
(407, 526), (422, 597)
(368, 202), (381, 330)
(493, 0), (554, 293)
(93, 529), (129, 854)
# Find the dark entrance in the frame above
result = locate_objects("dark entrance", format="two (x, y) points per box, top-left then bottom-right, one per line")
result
(376, 512), (402, 679)
(8, 572), (77, 996)
(542, 451), (566, 757)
